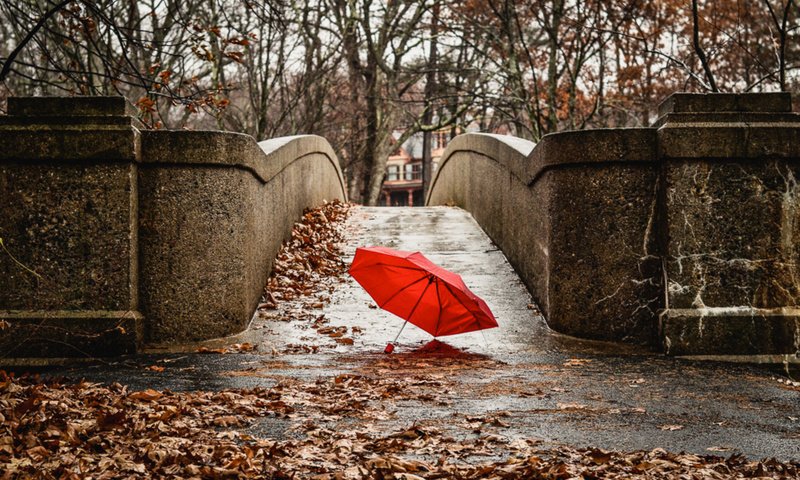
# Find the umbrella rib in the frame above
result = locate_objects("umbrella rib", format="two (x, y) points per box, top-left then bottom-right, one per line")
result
(350, 263), (425, 273)
(440, 280), (484, 334)
(376, 273), (429, 309)
(433, 277), (443, 337)
(405, 276), (434, 327)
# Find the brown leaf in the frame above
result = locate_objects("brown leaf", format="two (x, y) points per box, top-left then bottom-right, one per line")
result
(213, 416), (240, 427)
(563, 358), (592, 367)
(128, 389), (163, 402)
(26, 446), (49, 462)
(197, 346), (227, 354)
(556, 402), (588, 410)
(231, 343), (257, 353)
(587, 448), (613, 464)
(659, 424), (683, 431)
(707, 446), (733, 452)
(14, 394), (41, 416)
(97, 410), (127, 431)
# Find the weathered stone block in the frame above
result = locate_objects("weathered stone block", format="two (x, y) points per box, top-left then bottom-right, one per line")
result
(657, 92), (792, 117)
(0, 163), (139, 311)
(7, 96), (135, 117)
(661, 308), (800, 355)
(547, 163), (661, 342)
(663, 161), (800, 310)
(0, 98), (142, 360)
(0, 310), (141, 358)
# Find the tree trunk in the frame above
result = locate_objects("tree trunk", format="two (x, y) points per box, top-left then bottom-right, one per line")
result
(422, 1), (439, 201)
(546, 0), (564, 132)
(365, 132), (394, 206)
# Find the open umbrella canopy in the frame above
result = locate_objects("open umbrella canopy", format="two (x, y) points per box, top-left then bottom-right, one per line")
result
(348, 246), (498, 337)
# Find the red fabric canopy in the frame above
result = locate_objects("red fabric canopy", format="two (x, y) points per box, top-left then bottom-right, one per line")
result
(348, 246), (498, 337)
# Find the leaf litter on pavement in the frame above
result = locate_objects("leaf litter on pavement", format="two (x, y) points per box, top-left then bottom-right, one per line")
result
(255, 199), (359, 353)
(3, 201), (799, 477)
(3, 370), (800, 479)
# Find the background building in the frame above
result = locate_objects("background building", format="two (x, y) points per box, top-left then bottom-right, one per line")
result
(380, 130), (450, 206)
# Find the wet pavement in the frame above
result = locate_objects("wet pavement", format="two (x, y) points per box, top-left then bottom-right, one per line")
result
(7, 206), (800, 461)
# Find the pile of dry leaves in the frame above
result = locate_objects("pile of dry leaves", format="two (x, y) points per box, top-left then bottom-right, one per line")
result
(253, 199), (361, 352)
(261, 200), (351, 311)
(2, 370), (798, 479)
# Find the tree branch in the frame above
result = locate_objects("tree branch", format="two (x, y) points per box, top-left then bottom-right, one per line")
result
(0, 0), (74, 84)
(691, 0), (718, 92)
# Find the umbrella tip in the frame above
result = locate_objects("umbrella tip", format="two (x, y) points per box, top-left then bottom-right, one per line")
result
(384, 343), (395, 354)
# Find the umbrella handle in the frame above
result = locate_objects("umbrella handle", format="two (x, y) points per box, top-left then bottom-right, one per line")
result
(385, 319), (409, 354)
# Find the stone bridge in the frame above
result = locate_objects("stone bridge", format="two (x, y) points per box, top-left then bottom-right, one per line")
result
(1, 93), (799, 363)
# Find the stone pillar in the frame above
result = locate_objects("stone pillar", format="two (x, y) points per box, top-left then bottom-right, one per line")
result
(0, 97), (143, 357)
(407, 189), (414, 206)
(384, 192), (391, 206)
(656, 93), (800, 356)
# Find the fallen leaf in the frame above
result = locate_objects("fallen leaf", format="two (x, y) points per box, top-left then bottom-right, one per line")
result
(659, 424), (683, 431)
(230, 343), (257, 352)
(587, 448), (613, 464)
(707, 446), (733, 452)
(96, 411), (126, 430)
(557, 402), (588, 410)
(128, 389), (163, 401)
(26, 446), (49, 462)
(212, 416), (240, 427)
(563, 358), (592, 367)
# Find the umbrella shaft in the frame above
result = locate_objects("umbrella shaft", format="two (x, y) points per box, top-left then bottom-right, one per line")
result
(392, 276), (434, 344)
(393, 320), (408, 343)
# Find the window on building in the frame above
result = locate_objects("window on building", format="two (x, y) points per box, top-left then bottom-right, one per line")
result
(387, 165), (400, 181)
(435, 131), (447, 150)
(404, 163), (422, 180)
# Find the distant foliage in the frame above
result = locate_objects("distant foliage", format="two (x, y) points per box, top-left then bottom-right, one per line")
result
(1, 0), (797, 203)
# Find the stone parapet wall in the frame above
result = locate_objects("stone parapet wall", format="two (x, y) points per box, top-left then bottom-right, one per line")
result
(0, 97), (346, 358)
(428, 93), (800, 357)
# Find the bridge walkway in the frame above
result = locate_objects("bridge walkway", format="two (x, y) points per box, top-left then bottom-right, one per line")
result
(39, 206), (800, 460)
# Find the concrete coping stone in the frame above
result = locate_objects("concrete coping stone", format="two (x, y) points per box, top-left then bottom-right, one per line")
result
(428, 129), (657, 203)
(651, 112), (800, 128)
(0, 115), (139, 128)
(427, 133), (535, 204)
(471, 133), (536, 157)
(8, 96), (136, 117)
(527, 128), (657, 185)
(658, 92), (792, 117)
(141, 130), (347, 193)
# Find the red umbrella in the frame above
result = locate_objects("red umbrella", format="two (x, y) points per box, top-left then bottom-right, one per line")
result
(348, 246), (498, 353)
